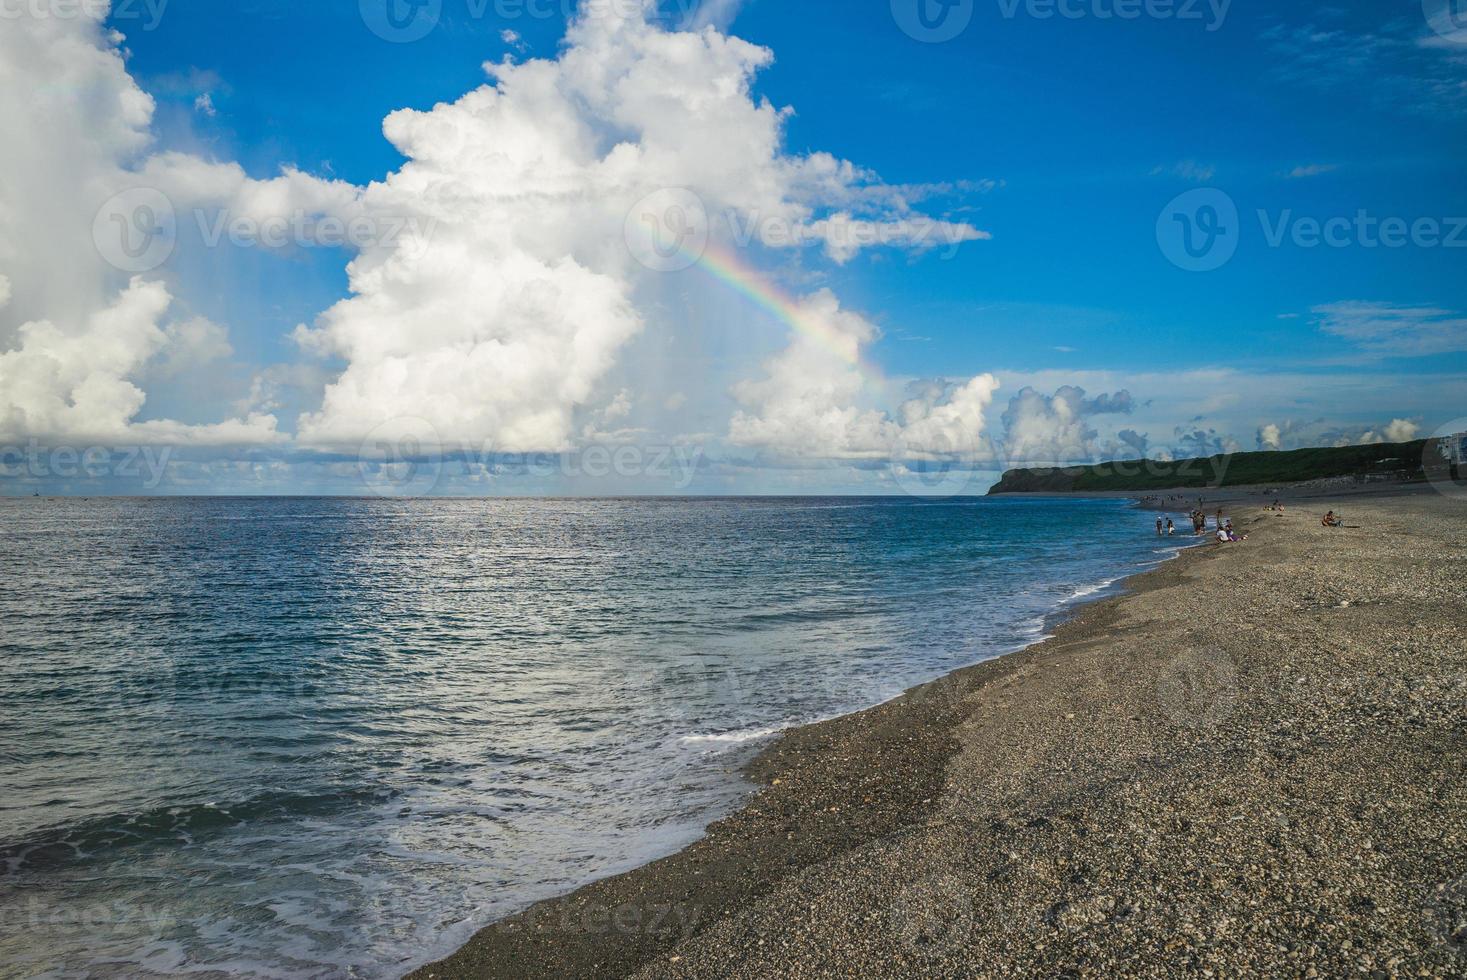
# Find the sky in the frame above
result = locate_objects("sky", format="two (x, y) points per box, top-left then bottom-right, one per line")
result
(0, 0), (1464, 495)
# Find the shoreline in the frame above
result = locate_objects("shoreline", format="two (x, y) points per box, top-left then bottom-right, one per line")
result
(990, 477), (1438, 512)
(404, 510), (1210, 979)
(411, 491), (1465, 978)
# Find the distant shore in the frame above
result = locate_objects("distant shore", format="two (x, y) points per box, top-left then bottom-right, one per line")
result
(410, 491), (1466, 979)
(994, 476), (1438, 512)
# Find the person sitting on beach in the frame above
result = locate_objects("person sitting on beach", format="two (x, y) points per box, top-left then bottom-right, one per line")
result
(1322, 511), (1343, 528)
(1215, 527), (1230, 544)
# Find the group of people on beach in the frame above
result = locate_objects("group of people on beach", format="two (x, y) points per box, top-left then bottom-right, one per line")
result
(1182, 508), (1223, 536)
(1215, 520), (1247, 543)
(1152, 498), (1347, 543)
(1155, 506), (1247, 542)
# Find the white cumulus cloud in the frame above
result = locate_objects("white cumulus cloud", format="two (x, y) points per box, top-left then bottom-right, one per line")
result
(291, 4), (987, 454)
(728, 290), (998, 460)
(0, 8), (280, 446)
(998, 385), (1135, 464)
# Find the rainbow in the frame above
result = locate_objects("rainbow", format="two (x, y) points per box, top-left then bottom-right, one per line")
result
(693, 242), (887, 390)
(625, 200), (888, 389)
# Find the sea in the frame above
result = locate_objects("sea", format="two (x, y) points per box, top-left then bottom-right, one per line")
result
(0, 496), (1192, 978)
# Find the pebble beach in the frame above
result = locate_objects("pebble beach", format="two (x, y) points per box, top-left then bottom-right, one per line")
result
(413, 492), (1466, 979)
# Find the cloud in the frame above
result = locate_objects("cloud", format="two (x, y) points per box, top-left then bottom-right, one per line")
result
(0, 8), (154, 328)
(1262, 16), (1467, 115)
(194, 93), (217, 117)
(1150, 160), (1216, 182)
(1116, 428), (1149, 456)
(1313, 301), (1467, 356)
(963, 365), (1464, 472)
(153, 317), (234, 378)
(997, 384), (1135, 464)
(1285, 163), (1336, 178)
(1380, 418), (1421, 443)
(0, 9), (278, 446)
(728, 290), (998, 460)
(1173, 426), (1241, 458)
(1256, 417), (1422, 451)
(291, 6), (986, 454)
(0, 277), (278, 445)
(684, 0), (746, 30)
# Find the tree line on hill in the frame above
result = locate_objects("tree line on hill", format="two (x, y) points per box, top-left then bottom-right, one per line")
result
(987, 439), (1442, 494)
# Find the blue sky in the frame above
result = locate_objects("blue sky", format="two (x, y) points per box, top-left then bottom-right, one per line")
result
(0, 0), (1464, 493)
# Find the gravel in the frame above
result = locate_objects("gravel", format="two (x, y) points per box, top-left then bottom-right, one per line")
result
(411, 494), (1467, 980)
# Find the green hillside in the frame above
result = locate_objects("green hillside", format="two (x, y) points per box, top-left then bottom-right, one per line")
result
(988, 440), (1433, 494)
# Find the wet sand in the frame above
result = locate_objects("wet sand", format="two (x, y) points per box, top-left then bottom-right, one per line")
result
(410, 493), (1466, 979)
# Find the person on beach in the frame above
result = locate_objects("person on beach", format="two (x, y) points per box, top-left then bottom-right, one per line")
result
(1216, 508), (1225, 529)
(1167, 519), (1175, 535)
(1323, 511), (1343, 528)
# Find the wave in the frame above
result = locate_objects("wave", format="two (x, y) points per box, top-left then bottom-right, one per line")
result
(677, 726), (785, 747)
(2, 788), (394, 874)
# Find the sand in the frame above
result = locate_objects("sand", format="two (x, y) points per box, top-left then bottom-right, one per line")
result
(409, 493), (1467, 979)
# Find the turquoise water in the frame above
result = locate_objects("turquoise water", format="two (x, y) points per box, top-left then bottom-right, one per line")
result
(0, 496), (1189, 978)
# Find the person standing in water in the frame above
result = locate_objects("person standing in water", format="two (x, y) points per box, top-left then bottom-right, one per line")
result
(1156, 517), (1164, 536)
(1166, 518), (1175, 535)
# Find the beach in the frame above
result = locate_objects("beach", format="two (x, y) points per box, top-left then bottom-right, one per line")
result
(411, 492), (1467, 979)
(0, 496), (1185, 978)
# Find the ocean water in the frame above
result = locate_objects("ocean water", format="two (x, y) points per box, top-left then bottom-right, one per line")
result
(0, 496), (1190, 978)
